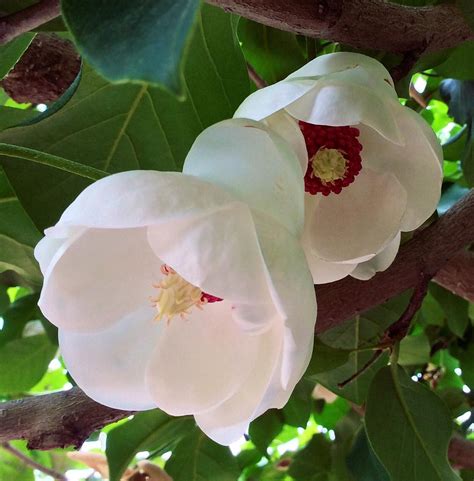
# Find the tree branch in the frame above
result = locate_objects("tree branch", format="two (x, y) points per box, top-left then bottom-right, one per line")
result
(315, 189), (474, 333)
(433, 250), (474, 302)
(207, 0), (473, 54)
(0, 0), (60, 45)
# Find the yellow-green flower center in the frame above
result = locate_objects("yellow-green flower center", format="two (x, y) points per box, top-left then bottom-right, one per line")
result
(310, 148), (347, 183)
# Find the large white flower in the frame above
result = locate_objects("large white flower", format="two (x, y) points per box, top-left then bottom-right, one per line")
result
(35, 119), (316, 445)
(235, 52), (443, 283)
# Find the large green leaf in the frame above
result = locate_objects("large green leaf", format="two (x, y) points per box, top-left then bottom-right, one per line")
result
(0, 441), (34, 481)
(365, 365), (461, 481)
(430, 284), (469, 338)
(238, 19), (306, 84)
(0, 334), (57, 393)
(0, 33), (35, 80)
(61, 0), (200, 93)
(288, 434), (332, 481)
(436, 42), (474, 80)
(165, 428), (239, 481)
(249, 410), (283, 455)
(0, 168), (41, 284)
(106, 410), (194, 481)
(0, 4), (250, 231)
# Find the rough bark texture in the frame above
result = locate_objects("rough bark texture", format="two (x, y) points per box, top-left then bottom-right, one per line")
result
(315, 189), (474, 333)
(207, 0), (474, 53)
(434, 250), (474, 302)
(0, 388), (132, 450)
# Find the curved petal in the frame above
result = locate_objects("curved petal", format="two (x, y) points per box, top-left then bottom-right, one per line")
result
(35, 236), (68, 276)
(308, 168), (407, 262)
(263, 111), (308, 174)
(145, 300), (277, 417)
(39, 227), (160, 332)
(194, 321), (284, 445)
(59, 305), (160, 410)
(57, 171), (241, 230)
(286, 52), (394, 88)
(146, 203), (273, 308)
(285, 76), (402, 145)
(350, 232), (401, 281)
(234, 78), (317, 121)
(359, 106), (443, 231)
(183, 118), (304, 236)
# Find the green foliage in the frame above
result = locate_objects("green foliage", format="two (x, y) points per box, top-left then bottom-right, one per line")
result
(249, 410), (284, 455)
(0, 4), (250, 231)
(165, 428), (240, 481)
(0, 33), (34, 80)
(61, 0), (200, 94)
(106, 410), (194, 481)
(431, 284), (469, 338)
(366, 365), (461, 481)
(288, 434), (332, 481)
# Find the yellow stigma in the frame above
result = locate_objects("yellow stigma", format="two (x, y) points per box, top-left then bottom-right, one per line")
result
(152, 265), (204, 323)
(311, 148), (347, 183)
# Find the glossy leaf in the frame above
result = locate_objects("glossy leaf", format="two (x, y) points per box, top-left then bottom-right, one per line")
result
(0, 4), (250, 231)
(399, 333), (431, 366)
(165, 428), (239, 481)
(430, 284), (469, 338)
(249, 410), (283, 454)
(366, 365), (461, 481)
(106, 410), (194, 481)
(61, 0), (200, 93)
(0, 334), (57, 393)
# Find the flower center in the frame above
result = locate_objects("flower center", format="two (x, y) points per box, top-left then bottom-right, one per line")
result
(299, 121), (363, 196)
(152, 265), (222, 323)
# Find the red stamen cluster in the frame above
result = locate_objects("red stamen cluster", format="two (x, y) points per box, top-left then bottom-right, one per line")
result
(299, 121), (363, 195)
(201, 292), (223, 303)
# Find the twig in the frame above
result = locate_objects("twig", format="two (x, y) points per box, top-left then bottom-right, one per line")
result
(1, 442), (66, 480)
(0, 0), (60, 45)
(338, 349), (384, 388)
(247, 63), (267, 89)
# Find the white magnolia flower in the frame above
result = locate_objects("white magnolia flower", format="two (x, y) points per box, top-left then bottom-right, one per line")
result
(235, 52), (443, 283)
(35, 119), (316, 445)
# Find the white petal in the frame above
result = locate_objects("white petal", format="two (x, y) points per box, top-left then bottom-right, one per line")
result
(253, 213), (316, 390)
(146, 202), (273, 308)
(263, 111), (308, 174)
(351, 232), (401, 280)
(308, 168), (407, 262)
(145, 300), (274, 416)
(59, 305), (160, 410)
(57, 171), (241, 230)
(39, 227), (160, 332)
(183, 118), (304, 236)
(287, 52), (394, 88)
(193, 321), (284, 444)
(234, 78), (317, 121)
(285, 76), (402, 145)
(359, 106), (443, 231)
(35, 236), (68, 276)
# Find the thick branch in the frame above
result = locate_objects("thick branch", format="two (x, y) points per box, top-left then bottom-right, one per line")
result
(434, 250), (474, 302)
(208, 0), (473, 53)
(0, 388), (132, 450)
(0, 0), (60, 45)
(315, 189), (474, 333)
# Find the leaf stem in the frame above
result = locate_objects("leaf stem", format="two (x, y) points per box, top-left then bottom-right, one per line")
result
(0, 143), (108, 181)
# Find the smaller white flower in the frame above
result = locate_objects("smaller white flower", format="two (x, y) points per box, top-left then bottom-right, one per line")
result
(35, 119), (316, 445)
(235, 52), (443, 283)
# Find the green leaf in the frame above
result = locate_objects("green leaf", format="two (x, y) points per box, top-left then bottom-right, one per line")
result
(456, 1), (474, 31)
(0, 285), (9, 315)
(0, 4), (249, 231)
(249, 410), (283, 454)
(106, 410), (194, 481)
(436, 42), (474, 80)
(238, 19), (306, 84)
(399, 333), (431, 366)
(305, 338), (351, 378)
(0, 334), (57, 393)
(61, 0), (200, 94)
(420, 292), (445, 327)
(165, 428), (239, 481)
(0, 33), (34, 80)
(365, 365), (461, 481)
(430, 284), (469, 338)
(282, 378), (314, 428)
(453, 343), (474, 389)
(346, 428), (390, 481)
(0, 106), (35, 132)
(0, 293), (40, 347)
(437, 387), (470, 418)
(0, 168), (41, 284)
(288, 434), (332, 481)
(313, 396), (350, 430)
